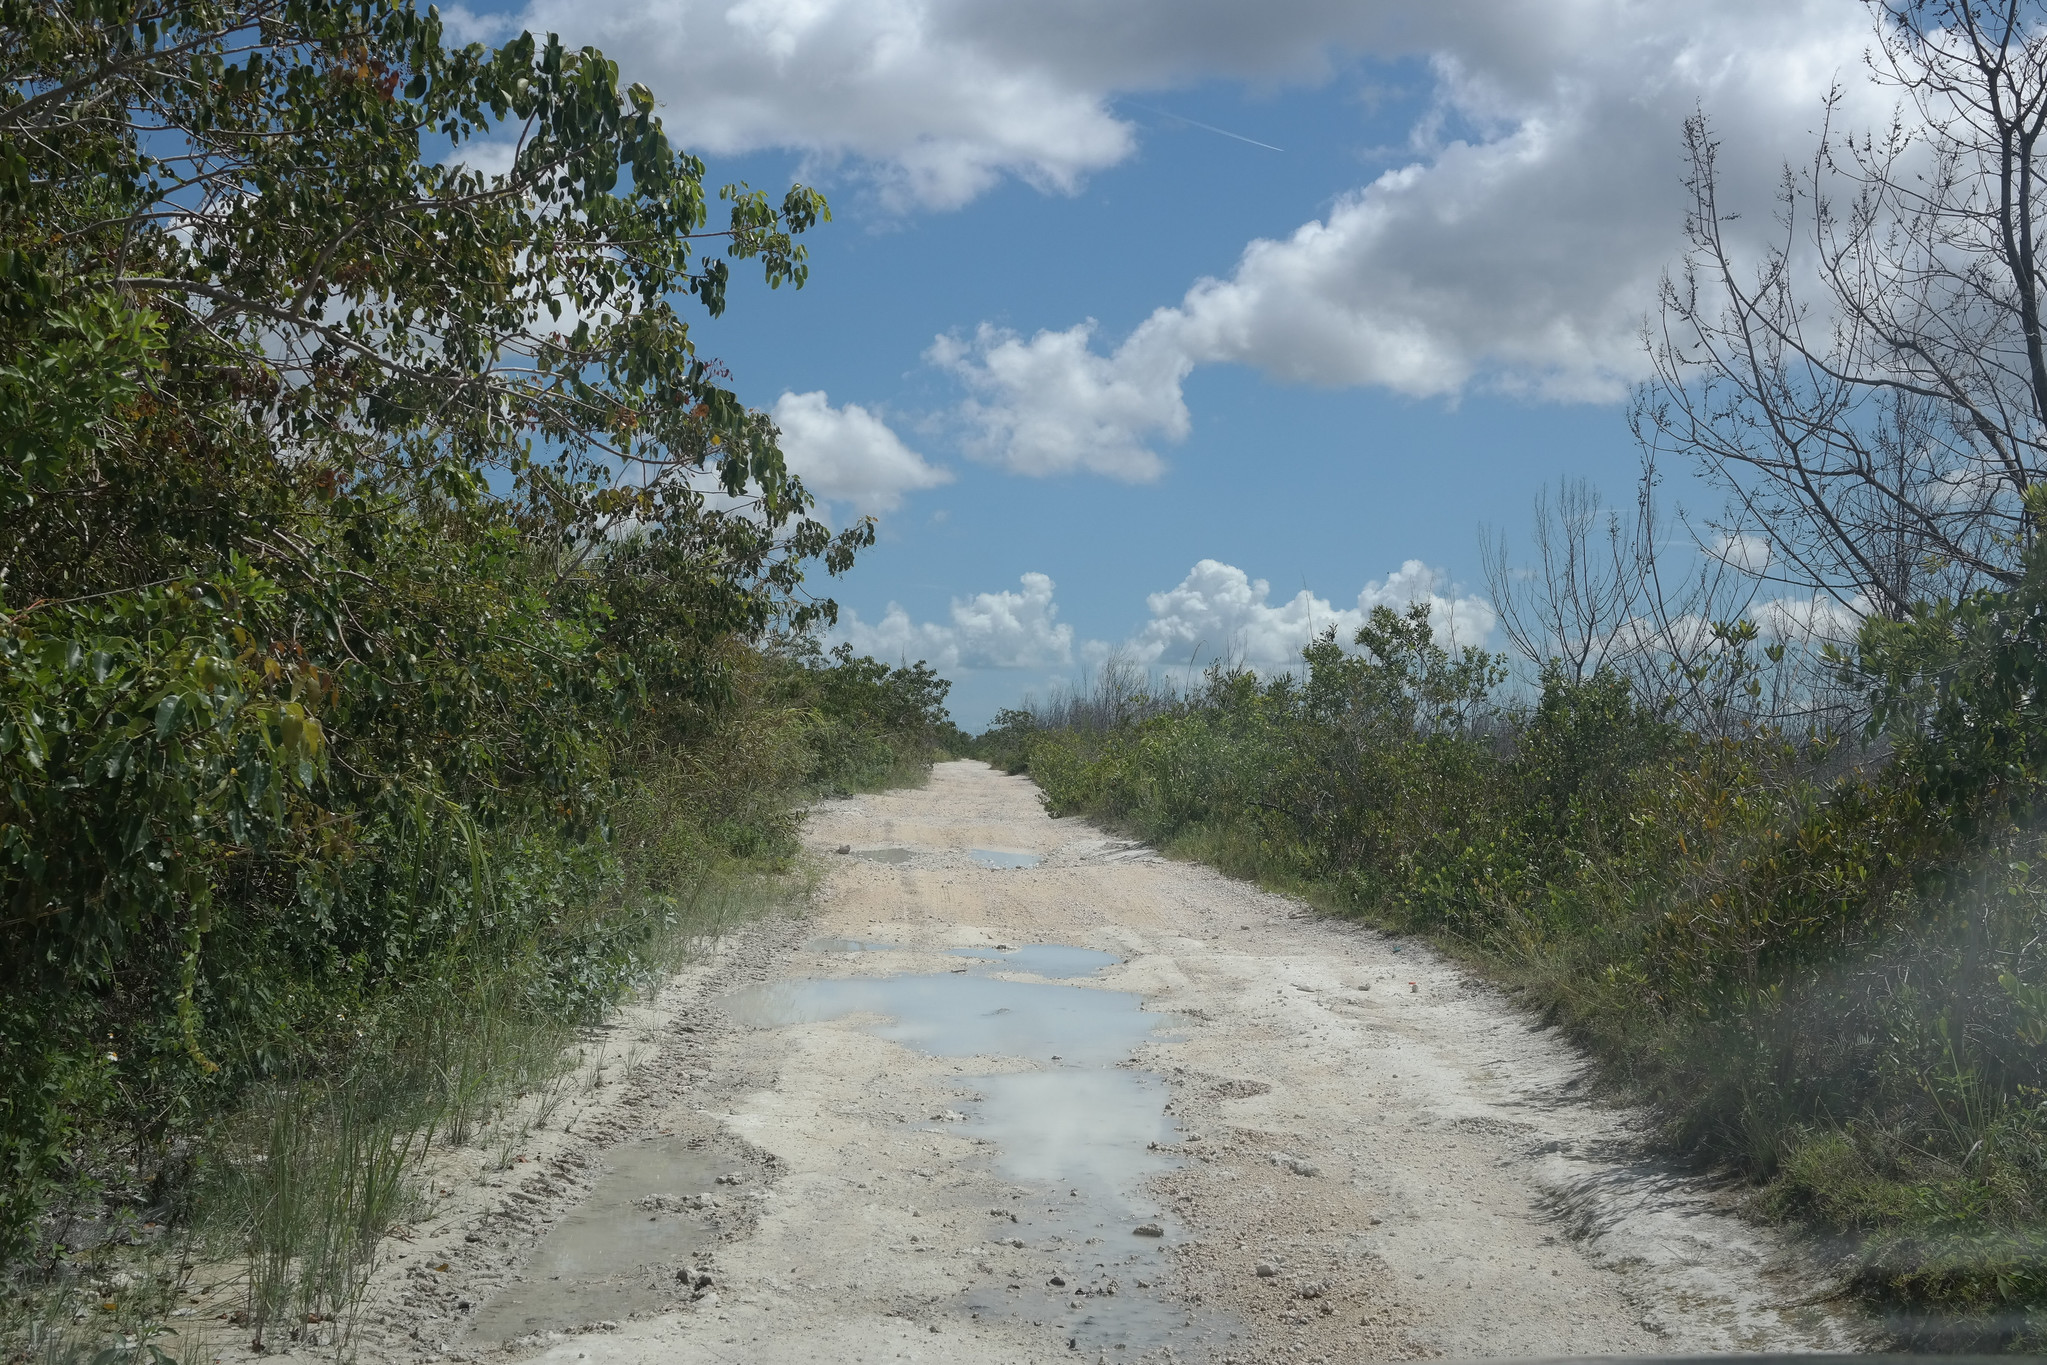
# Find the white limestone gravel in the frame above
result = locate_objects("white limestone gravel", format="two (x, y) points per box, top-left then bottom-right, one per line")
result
(256, 760), (1877, 1365)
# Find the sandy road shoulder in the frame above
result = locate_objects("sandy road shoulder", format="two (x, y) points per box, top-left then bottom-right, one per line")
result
(224, 909), (815, 1365)
(1102, 892), (1871, 1360)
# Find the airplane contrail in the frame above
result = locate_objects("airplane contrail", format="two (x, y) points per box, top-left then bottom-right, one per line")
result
(1118, 100), (1285, 153)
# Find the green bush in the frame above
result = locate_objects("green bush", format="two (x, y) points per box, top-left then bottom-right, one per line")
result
(782, 642), (965, 795)
(0, 0), (960, 1343)
(986, 591), (2047, 1341)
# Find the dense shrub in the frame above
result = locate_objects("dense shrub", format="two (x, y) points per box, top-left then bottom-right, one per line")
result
(0, 0), (957, 1333)
(983, 590), (2047, 1343)
(781, 641), (966, 794)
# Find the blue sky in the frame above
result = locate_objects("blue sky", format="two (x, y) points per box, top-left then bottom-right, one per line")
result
(694, 76), (1644, 721)
(457, 0), (1879, 725)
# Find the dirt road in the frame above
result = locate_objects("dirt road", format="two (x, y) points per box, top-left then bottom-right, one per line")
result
(342, 760), (1870, 1364)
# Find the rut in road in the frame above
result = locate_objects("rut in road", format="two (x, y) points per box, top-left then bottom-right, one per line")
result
(332, 760), (1871, 1365)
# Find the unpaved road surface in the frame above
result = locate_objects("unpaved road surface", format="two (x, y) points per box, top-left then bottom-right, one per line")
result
(336, 761), (1871, 1364)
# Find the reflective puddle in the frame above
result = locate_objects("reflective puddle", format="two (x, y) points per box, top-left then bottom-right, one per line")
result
(720, 948), (1222, 1354)
(949, 943), (1119, 978)
(718, 969), (1153, 1061)
(970, 847), (1042, 869)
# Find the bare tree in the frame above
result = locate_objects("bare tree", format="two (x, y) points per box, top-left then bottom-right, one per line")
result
(1642, 0), (2047, 621)
(1017, 648), (1178, 734)
(1483, 478), (1647, 685)
(1483, 467), (1805, 731)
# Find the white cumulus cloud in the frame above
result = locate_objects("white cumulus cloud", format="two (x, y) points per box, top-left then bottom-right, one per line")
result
(470, 0), (1888, 467)
(511, 0), (1143, 209)
(1750, 592), (1866, 645)
(836, 557), (1494, 678)
(1129, 559), (1495, 668)
(919, 0), (1878, 470)
(839, 572), (1074, 669)
(925, 323), (1185, 481)
(771, 390), (950, 516)
(1711, 533), (1775, 575)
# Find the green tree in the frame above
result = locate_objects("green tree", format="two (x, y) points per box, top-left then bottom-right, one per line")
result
(0, 0), (864, 1265)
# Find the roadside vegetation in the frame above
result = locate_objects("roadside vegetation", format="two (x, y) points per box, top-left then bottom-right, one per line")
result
(976, 574), (2047, 1345)
(981, 1), (2047, 1348)
(0, 0), (956, 1356)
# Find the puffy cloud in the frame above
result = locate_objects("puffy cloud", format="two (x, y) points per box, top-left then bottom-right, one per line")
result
(1712, 533), (1775, 575)
(1357, 559), (1497, 647)
(922, 0), (1878, 468)
(1129, 560), (1344, 669)
(492, 0), (1875, 231)
(1128, 558), (1495, 668)
(836, 557), (1492, 677)
(925, 323), (1183, 480)
(1154, 4), (1878, 404)
(470, 0), (1885, 461)
(1750, 592), (1866, 644)
(500, 0), (1492, 209)
(839, 572), (1073, 669)
(512, 0), (1142, 209)
(770, 390), (950, 515)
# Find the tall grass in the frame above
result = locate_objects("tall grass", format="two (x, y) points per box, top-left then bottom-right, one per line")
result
(190, 861), (792, 1356)
(215, 1079), (425, 1350)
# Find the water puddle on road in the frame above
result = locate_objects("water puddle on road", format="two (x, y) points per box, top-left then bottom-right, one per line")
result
(970, 847), (1042, 869)
(465, 1137), (732, 1343)
(949, 943), (1119, 978)
(719, 949), (1225, 1355)
(803, 936), (896, 954)
(718, 968), (1150, 1060)
(852, 846), (917, 864)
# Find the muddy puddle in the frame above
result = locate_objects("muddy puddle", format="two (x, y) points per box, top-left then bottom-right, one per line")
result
(802, 936), (895, 954)
(852, 846), (916, 864)
(970, 847), (1041, 868)
(720, 946), (1226, 1355)
(465, 1136), (741, 1343)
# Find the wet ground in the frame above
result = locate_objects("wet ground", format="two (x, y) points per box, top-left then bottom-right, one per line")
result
(854, 846), (1041, 869)
(313, 762), (1873, 1365)
(464, 1137), (726, 1341)
(718, 944), (1218, 1354)
(970, 849), (1042, 869)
